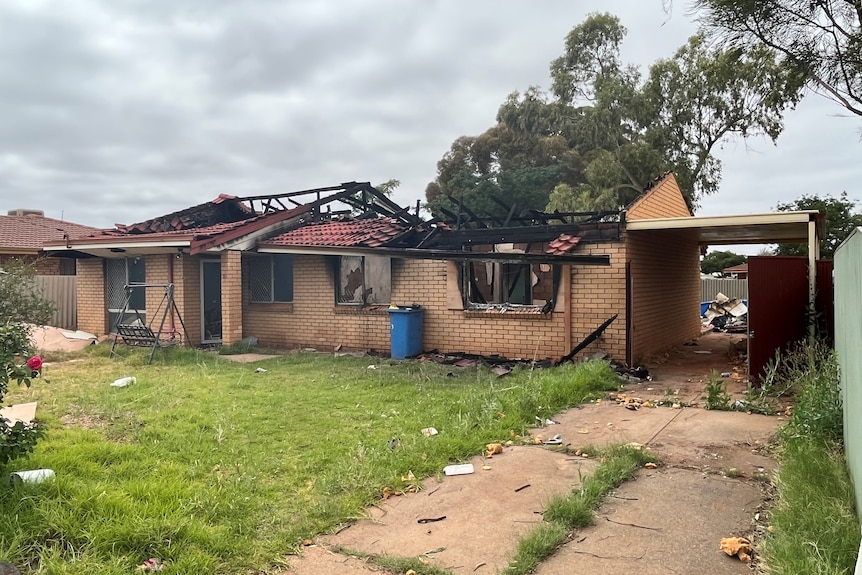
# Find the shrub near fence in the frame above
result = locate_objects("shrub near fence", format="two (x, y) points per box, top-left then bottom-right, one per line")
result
(36, 276), (76, 330)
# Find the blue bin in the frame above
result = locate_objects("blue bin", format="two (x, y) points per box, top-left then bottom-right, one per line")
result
(387, 307), (424, 359)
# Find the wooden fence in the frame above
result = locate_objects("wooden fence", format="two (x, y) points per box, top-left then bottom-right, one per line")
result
(36, 275), (77, 330)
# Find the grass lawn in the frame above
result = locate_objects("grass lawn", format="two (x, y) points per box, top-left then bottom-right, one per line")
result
(0, 345), (619, 574)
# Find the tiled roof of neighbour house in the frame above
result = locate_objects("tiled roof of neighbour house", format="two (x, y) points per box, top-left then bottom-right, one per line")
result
(545, 233), (582, 255)
(264, 217), (412, 248)
(0, 213), (103, 252)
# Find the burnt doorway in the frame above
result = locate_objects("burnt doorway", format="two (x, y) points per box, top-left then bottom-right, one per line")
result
(201, 259), (222, 343)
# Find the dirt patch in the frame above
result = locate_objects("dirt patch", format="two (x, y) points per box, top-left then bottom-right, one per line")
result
(28, 324), (97, 353)
(219, 353), (280, 363)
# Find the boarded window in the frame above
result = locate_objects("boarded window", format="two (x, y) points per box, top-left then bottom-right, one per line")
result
(249, 255), (294, 303)
(337, 255), (391, 305)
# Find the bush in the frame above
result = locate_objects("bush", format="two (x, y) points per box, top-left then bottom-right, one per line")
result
(0, 258), (55, 325)
(0, 322), (44, 467)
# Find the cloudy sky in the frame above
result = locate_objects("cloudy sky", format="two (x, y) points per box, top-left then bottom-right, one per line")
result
(1, 0), (859, 235)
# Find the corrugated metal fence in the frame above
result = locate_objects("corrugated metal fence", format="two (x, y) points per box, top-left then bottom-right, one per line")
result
(701, 278), (748, 302)
(36, 275), (77, 330)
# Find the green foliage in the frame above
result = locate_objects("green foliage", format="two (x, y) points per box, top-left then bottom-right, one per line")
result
(703, 370), (732, 410)
(0, 350), (619, 573)
(695, 0), (862, 117)
(426, 12), (801, 217)
(700, 250), (746, 274)
(763, 442), (860, 575)
(0, 259), (55, 326)
(779, 342), (842, 445)
(774, 192), (862, 259)
(756, 341), (858, 574)
(0, 323), (44, 467)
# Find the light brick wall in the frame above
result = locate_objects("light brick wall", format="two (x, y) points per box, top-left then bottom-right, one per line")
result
(570, 241), (628, 361)
(626, 229), (701, 362)
(76, 258), (106, 335)
(243, 247), (630, 361)
(221, 250), (243, 345)
(176, 255), (202, 346)
(627, 174), (691, 220)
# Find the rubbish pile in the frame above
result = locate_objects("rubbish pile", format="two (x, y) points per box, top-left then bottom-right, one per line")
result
(702, 292), (747, 333)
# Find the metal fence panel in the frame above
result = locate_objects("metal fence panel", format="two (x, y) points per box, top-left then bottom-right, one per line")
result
(36, 275), (77, 330)
(701, 278), (748, 302)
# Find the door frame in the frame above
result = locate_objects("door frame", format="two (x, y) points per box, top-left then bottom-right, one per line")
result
(200, 258), (222, 344)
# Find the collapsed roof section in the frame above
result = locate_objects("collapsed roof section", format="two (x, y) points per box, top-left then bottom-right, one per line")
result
(45, 181), (616, 265)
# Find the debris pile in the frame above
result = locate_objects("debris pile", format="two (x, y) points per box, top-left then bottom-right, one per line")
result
(703, 292), (747, 333)
(720, 536), (753, 563)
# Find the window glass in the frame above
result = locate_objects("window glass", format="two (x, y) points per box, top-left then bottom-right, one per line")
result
(337, 255), (391, 305)
(249, 255), (293, 303)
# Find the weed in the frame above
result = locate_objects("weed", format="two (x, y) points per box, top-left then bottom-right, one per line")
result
(724, 467), (742, 478)
(502, 445), (655, 575)
(703, 370), (731, 410)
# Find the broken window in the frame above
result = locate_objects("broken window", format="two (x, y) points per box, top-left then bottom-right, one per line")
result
(462, 250), (557, 309)
(106, 257), (146, 329)
(337, 255), (391, 305)
(249, 254), (293, 303)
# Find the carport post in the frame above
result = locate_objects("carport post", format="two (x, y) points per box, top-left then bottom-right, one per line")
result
(808, 219), (819, 341)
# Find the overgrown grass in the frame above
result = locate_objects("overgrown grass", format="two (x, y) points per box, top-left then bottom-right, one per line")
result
(502, 444), (654, 575)
(0, 345), (620, 574)
(761, 342), (860, 574)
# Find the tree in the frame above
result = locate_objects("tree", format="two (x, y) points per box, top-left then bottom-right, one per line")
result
(701, 250), (747, 274)
(0, 259), (55, 325)
(426, 13), (802, 219)
(694, 0), (862, 117)
(773, 192), (862, 258)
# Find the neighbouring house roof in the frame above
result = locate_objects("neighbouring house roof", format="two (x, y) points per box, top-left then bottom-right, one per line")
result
(0, 213), (102, 255)
(722, 263), (749, 274)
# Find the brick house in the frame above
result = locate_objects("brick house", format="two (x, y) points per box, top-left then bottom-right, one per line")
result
(46, 174), (817, 365)
(0, 209), (100, 275)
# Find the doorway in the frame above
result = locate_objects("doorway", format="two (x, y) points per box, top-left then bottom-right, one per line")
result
(201, 260), (222, 343)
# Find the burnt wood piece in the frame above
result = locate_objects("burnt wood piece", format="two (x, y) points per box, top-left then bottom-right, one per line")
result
(427, 222), (622, 247)
(561, 314), (619, 363)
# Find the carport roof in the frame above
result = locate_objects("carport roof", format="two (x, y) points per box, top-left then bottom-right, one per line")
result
(625, 210), (822, 245)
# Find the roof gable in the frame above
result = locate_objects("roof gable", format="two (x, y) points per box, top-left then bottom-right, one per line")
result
(626, 172), (692, 220)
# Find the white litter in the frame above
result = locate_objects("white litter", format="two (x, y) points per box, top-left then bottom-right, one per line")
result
(443, 463), (474, 476)
(110, 377), (136, 387)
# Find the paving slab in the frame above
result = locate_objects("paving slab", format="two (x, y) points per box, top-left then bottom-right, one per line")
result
(286, 446), (596, 574)
(535, 466), (763, 575)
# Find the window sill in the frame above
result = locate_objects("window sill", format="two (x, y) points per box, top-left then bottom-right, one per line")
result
(248, 302), (294, 313)
(334, 305), (390, 315)
(463, 305), (552, 319)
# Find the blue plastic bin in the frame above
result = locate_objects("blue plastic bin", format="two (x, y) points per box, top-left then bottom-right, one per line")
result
(387, 307), (424, 359)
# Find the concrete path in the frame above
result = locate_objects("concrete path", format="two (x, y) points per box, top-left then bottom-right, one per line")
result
(282, 401), (781, 574)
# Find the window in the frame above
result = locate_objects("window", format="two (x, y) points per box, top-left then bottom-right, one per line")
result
(337, 255), (391, 305)
(465, 261), (556, 307)
(106, 257), (146, 329)
(249, 254), (293, 303)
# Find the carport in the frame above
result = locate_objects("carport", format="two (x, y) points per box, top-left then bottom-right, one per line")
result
(626, 210), (824, 378)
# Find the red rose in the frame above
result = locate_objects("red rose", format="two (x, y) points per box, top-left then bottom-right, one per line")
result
(27, 356), (43, 371)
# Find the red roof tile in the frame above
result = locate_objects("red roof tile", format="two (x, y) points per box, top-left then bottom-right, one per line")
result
(265, 218), (410, 248)
(0, 214), (103, 251)
(545, 233), (581, 255)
